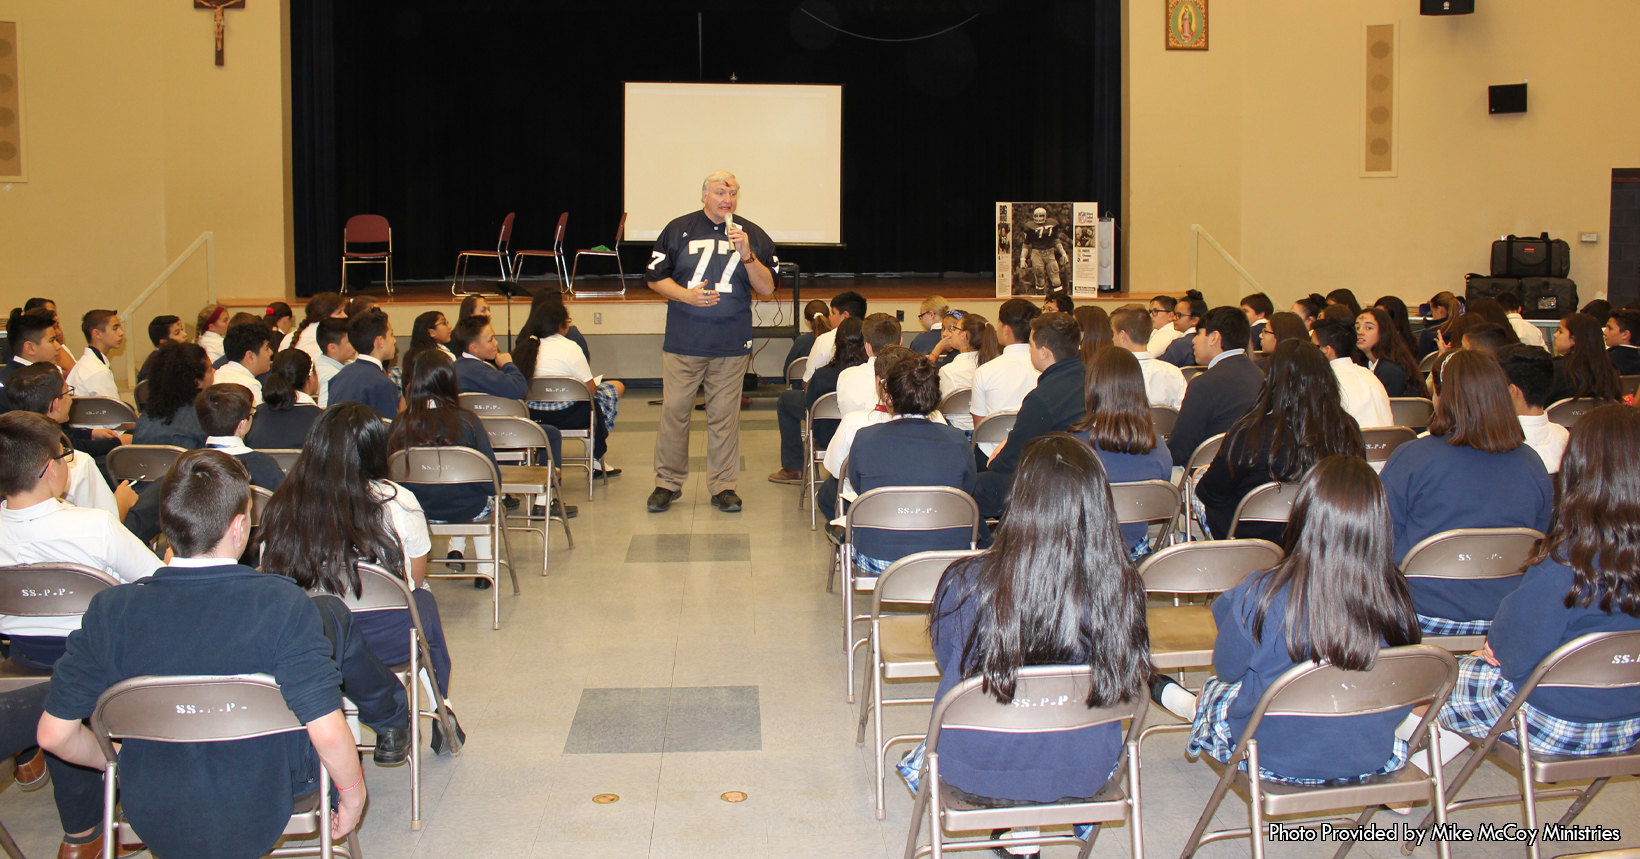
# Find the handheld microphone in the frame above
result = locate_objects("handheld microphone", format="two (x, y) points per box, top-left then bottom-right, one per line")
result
(725, 213), (736, 232)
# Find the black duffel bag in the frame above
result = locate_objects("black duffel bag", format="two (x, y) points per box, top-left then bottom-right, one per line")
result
(1465, 274), (1522, 303)
(1491, 232), (1571, 278)
(1517, 277), (1578, 319)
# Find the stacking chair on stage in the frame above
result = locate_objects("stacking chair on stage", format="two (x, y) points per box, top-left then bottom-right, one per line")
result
(1406, 631), (1640, 859)
(903, 666), (1150, 859)
(387, 447), (518, 630)
(1226, 481), (1298, 539)
(91, 674), (361, 858)
(67, 396), (136, 429)
(855, 549), (983, 820)
(1547, 397), (1601, 429)
(1110, 479), (1182, 552)
(570, 213), (628, 297)
(1398, 527), (1542, 652)
(525, 376), (604, 500)
(840, 487), (980, 706)
(1155, 646), (1460, 859)
(260, 449), (302, 475)
(340, 214), (394, 296)
(511, 212), (571, 293)
(801, 392), (842, 530)
(327, 561), (463, 831)
(0, 563), (122, 681)
(480, 414), (573, 576)
(106, 444), (186, 485)
(1140, 540), (1283, 675)
(1149, 404), (1179, 440)
(1361, 426), (1418, 469)
(1178, 433), (1225, 542)
(452, 212), (516, 295)
(1389, 397), (1434, 432)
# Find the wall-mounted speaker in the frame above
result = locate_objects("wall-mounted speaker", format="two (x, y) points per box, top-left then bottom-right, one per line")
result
(1421, 0), (1475, 15)
(1363, 24), (1396, 175)
(1489, 83), (1527, 114)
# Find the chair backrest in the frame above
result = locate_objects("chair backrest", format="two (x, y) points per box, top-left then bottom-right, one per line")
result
(133, 379), (150, 409)
(1227, 482), (1298, 539)
(479, 415), (552, 453)
(553, 211), (569, 246)
(1360, 426), (1417, 463)
(497, 212), (516, 248)
(1399, 527), (1542, 581)
(1547, 397), (1602, 428)
(526, 375), (592, 404)
(91, 674), (305, 762)
(386, 446), (501, 491)
(0, 563), (122, 618)
(344, 214), (391, 244)
(971, 411), (1018, 446)
(1525, 630), (1640, 692)
(106, 444), (186, 483)
(1149, 404), (1179, 438)
(874, 549), (984, 607)
(612, 212), (627, 244)
(845, 486), (981, 546)
(1137, 538), (1284, 594)
(1180, 365), (1208, 383)
(259, 449), (301, 474)
(320, 560), (417, 614)
(931, 665), (1147, 739)
(69, 396), (136, 427)
(808, 391), (842, 422)
(1186, 432), (1225, 472)
(1418, 350), (1441, 374)
(459, 391), (528, 418)
(1389, 397), (1434, 430)
(785, 356), (808, 385)
(1254, 646), (1458, 721)
(1109, 479), (1182, 526)
(938, 387), (972, 419)
(1622, 376), (1640, 398)
(249, 486), (272, 527)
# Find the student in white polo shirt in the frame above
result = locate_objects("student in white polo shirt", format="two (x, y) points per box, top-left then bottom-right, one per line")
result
(1312, 318), (1393, 429)
(63, 310), (124, 400)
(212, 319), (275, 406)
(969, 298), (1043, 459)
(1111, 305), (1185, 409)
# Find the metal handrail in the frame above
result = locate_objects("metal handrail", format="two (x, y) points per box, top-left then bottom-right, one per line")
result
(1189, 224), (1262, 295)
(122, 232), (215, 388)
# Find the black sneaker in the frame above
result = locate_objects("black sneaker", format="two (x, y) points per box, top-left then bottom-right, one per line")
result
(446, 550), (465, 573)
(429, 709), (466, 756)
(501, 495), (521, 512)
(710, 490), (743, 512)
(371, 723), (410, 766)
(473, 575), (492, 590)
(647, 487), (683, 512)
(533, 500), (579, 519)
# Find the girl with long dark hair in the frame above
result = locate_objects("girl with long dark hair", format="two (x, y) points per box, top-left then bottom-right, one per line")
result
(1073, 305), (1112, 364)
(408, 310), (454, 359)
(805, 317), (868, 451)
(1255, 312), (1309, 362)
(1548, 312), (1623, 403)
(935, 311), (1000, 431)
(1381, 350), (1553, 633)
(1435, 404), (1640, 759)
(1070, 347), (1173, 551)
(783, 299), (832, 377)
(282, 291), (346, 357)
(246, 349), (323, 450)
(1356, 307), (1429, 398)
(1372, 295), (1420, 356)
(259, 404), (464, 748)
(263, 301), (294, 339)
(1154, 455), (1423, 784)
(133, 341), (212, 448)
(1325, 288), (1362, 319)
(903, 433), (1150, 815)
(514, 295), (623, 475)
(1197, 340), (1364, 542)
(1290, 293), (1326, 331)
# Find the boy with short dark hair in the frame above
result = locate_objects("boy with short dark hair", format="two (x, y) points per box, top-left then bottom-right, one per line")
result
(327, 309), (398, 417)
(972, 312), (1088, 516)
(314, 318), (356, 408)
(1496, 344), (1567, 473)
(215, 320), (275, 405)
(837, 315), (903, 415)
(195, 383), (285, 490)
(1603, 309), (1640, 376)
(64, 310), (123, 399)
(0, 310), (61, 413)
(3, 363), (135, 518)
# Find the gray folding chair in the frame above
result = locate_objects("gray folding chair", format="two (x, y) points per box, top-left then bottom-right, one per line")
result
(0, 749), (31, 858)
(1140, 540), (1283, 673)
(260, 449), (302, 475)
(91, 674), (360, 857)
(68, 396), (136, 428)
(968, 410), (1018, 457)
(802, 392), (843, 530)
(856, 549), (983, 820)
(105, 444), (186, 484)
(459, 392), (528, 419)
(482, 415), (574, 575)
(0, 563), (122, 680)
(785, 356), (808, 388)
(1418, 351), (1441, 375)
(326, 561), (463, 830)
(1109, 479), (1182, 550)
(1163, 646), (1460, 859)
(526, 375), (603, 500)
(387, 447), (518, 629)
(1389, 397), (1434, 431)
(1360, 426), (1418, 467)
(1546, 397), (1602, 429)
(133, 380), (150, 410)
(1180, 364), (1208, 382)
(936, 388), (971, 423)
(1149, 404), (1179, 440)
(1409, 631), (1640, 859)
(249, 486), (273, 528)
(1226, 482), (1298, 539)
(842, 487), (980, 705)
(1399, 527), (1541, 652)
(1179, 433), (1225, 541)
(903, 666), (1150, 859)
(1622, 376), (1640, 399)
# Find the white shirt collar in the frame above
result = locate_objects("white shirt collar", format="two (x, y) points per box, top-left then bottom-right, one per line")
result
(0, 498), (64, 522)
(929, 323), (942, 331)
(462, 352), (484, 362)
(1003, 343), (1031, 355)
(357, 354), (384, 369)
(1506, 312), (1524, 321)
(317, 352), (346, 369)
(1208, 348), (1244, 368)
(205, 435), (252, 455)
(1329, 356), (1356, 370)
(11, 356), (29, 367)
(1518, 413), (1549, 429)
(168, 557), (238, 568)
(293, 391), (316, 406)
(1132, 349), (1154, 362)
(1177, 326), (1197, 336)
(222, 360), (252, 376)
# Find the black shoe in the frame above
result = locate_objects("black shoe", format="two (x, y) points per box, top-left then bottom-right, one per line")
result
(1150, 673), (1182, 708)
(824, 523), (845, 545)
(501, 495), (521, 512)
(429, 709), (467, 756)
(533, 500), (579, 519)
(593, 466), (622, 478)
(710, 490), (743, 512)
(648, 487), (683, 512)
(372, 723), (411, 766)
(446, 550), (465, 573)
(473, 576), (492, 590)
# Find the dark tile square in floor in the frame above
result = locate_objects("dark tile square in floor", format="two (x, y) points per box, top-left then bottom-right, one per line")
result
(564, 686), (761, 754)
(625, 534), (751, 563)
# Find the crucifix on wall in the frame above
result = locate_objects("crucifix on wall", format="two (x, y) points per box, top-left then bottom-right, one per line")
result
(194, 0), (245, 66)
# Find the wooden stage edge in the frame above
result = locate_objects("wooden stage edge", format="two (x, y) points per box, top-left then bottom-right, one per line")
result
(222, 277), (1181, 309)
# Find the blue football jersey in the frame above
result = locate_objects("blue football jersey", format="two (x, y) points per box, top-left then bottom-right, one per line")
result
(647, 210), (777, 358)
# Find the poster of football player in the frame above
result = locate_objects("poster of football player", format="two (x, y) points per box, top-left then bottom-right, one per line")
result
(995, 202), (1095, 297)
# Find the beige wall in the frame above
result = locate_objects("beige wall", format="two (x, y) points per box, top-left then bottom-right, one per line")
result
(1125, 0), (1640, 311)
(0, 0), (288, 356)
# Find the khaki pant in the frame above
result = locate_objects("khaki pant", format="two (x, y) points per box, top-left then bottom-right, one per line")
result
(655, 352), (750, 494)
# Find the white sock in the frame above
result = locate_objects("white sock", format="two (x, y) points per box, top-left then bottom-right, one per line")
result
(1394, 712), (1422, 743)
(1000, 829), (1040, 855)
(1161, 683), (1198, 720)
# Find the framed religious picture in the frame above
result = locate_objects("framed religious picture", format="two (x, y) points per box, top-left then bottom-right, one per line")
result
(1166, 0), (1208, 50)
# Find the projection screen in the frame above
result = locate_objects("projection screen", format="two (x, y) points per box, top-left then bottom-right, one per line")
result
(623, 82), (843, 246)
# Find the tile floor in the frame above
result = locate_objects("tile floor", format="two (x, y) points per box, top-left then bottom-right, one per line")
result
(0, 393), (1635, 858)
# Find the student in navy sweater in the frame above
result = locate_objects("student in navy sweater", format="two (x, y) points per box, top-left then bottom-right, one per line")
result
(972, 312), (1087, 518)
(905, 433), (1149, 836)
(325, 308), (400, 418)
(1068, 346), (1173, 552)
(245, 349), (324, 450)
(133, 341), (211, 449)
(1435, 403), (1640, 759)
(1547, 312), (1622, 404)
(389, 350), (501, 589)
(1197, 340), (1363, 543)
(1602, 308), (1640, 376)
(1167, 306), (1264, 466)
(1381, 349), (1553, 633)
(1157, 292), (1207, 368)
(1153, 455), (1422, 784)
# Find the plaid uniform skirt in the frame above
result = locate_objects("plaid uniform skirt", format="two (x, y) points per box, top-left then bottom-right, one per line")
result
(529, 381), (620, 431)
(897, 741), (1099, 843)
(853, 551), (894, 578)
(1439, 655), (1640, 756)
(1187, 677), (1410, 785)
(1418, 614), (1492, 636)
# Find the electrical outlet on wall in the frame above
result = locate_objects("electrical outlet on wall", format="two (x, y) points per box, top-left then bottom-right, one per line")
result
(1580, 232), (1600, 243)
(593, 313), (602, 324)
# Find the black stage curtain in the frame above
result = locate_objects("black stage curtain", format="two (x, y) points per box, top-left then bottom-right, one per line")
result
(291, 0), (1120, 294)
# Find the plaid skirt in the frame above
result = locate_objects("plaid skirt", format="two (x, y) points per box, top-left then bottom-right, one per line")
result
(529, 381), (620, 431)
(853, 551), (894, 578)
(1417, 614), (1492, 636)
(1187, 677), (1410, 785)
(1439, 655), (1640, 756)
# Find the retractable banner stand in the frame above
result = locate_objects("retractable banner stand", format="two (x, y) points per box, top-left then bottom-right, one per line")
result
(995, 202), (1099, 297)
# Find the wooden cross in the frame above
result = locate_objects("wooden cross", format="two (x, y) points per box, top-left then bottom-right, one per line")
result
(194, 0), (246, 66)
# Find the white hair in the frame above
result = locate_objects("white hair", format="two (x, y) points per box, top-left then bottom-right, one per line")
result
(702, 171), (739, 192)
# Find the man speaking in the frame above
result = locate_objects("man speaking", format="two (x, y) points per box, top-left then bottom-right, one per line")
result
(644, 171), (777, 513)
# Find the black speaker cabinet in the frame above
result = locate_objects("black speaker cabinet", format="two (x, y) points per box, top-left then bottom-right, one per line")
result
(1421, 0), (1474, 14)
(1489, 83), (1527, 114)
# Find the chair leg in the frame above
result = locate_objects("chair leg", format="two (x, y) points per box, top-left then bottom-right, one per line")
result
(871, 646), (888, 820)
(0, 819), (24, 859)
(408, 648), (422, 830)
(1180, 747), (1241, 859)
(1516, 712), (1540, 859)
(1124, 738), (1142, 859)
(1556, 777), (1609, 826)
(384, 254), (394, 296)
(1246, 741), (1266, 859)
(843, 548), (856, 703)
(903, 759), (932, 859)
